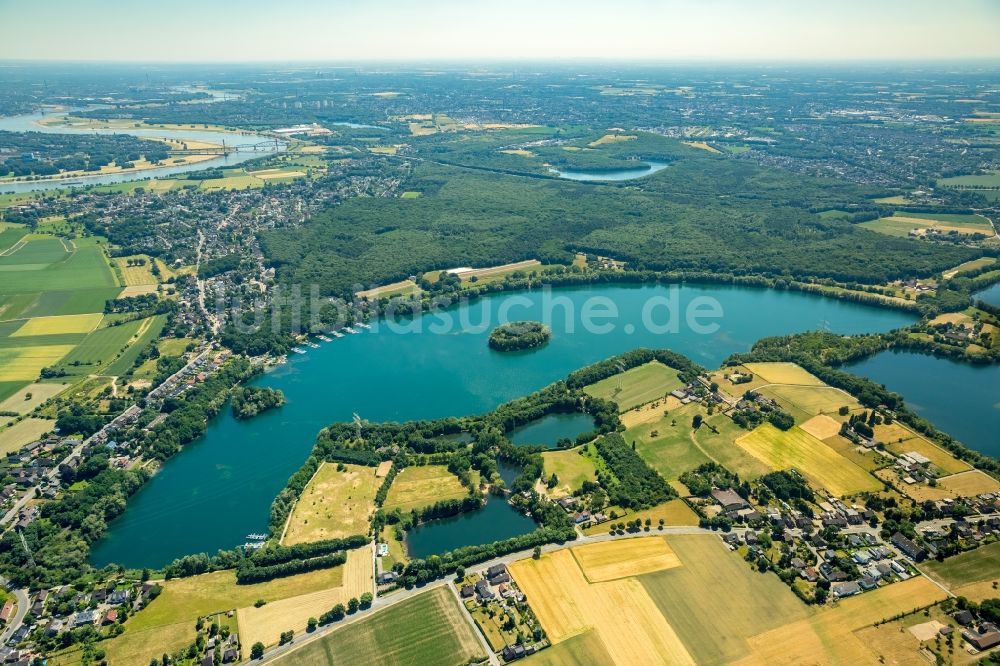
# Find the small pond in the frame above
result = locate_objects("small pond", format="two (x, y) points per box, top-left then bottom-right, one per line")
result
(404, 497), (536, 560)
(508, 412), (597, 449)
(549, 160), (669, 181)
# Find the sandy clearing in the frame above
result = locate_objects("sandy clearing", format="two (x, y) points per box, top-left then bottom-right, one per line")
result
(908, 620), (946, 641)
(800, 414), (843, 440)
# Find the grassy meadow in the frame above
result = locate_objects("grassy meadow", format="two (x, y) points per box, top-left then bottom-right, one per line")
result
(383, 465), (470, 513)
(540, 447), (599, 497)
(583, 360), (683, 412)
(282, 462), (380, 545)
(273, 586), (483, 666)
(735, 423), (881, 496)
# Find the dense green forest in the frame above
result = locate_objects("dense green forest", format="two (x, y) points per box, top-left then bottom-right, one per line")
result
(488, 321), (550, 351)
(231, 386), (285, 419)
(0, 131), (169, 177)
(260, 155), (976, 297)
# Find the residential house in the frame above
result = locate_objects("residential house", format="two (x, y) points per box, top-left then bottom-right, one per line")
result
(711, 488), (749, 512)
(475, 580), (494, 600)
(962, 623), (1000, 651)
(833, 581), (861, 598)
(891, 532), (927, 562)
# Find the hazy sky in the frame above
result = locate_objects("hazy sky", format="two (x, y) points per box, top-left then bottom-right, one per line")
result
(2, 0), (999, 62)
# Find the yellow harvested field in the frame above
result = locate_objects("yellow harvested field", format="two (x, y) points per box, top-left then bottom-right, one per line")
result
(238, 546), (372, 648)
(355, 279), (419, 300)
(510, 548), (695, 666)
(889, 215), (989, 236)
(682, 141), (722, 154)
(588, 134), (637, 146)
(118, 284), (159, 297)
(116, 257), (158, 286)
(282, 463), (379, 545)
(735, 424), (881, 496)
(0, 418), (53, 455)
(929, 312), (974, 327)
(375, 460), (393, 478)
(571, 537), (680, 582)
(953, 580), (1000, 603)
(500, 149), (534, 157)
(457, 259), (541, 282)
(408, 123), (437, 136)
(737, 577), (946, 666)
(799, 414), (843, 440)
(619, 396), (682, 428)
(761, 384), (858, 416)
(255, 169), (306, 180)
(0, 382), (66, 415)
(583, 500), (699, 535)
(742, 362), (824, 386)
(103, 621), (195, 666)
(938, 470), (1000, 496)
(0, 345), (76, 381)
(11, 313), (102, 337)
(383, 465), (469, 513)
(873, 421), (918, 445)
(942, 257), (997, 279)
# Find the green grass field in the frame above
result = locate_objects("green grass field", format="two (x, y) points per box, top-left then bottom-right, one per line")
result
(892, 211), (992, 225)
(0, 288), (121, 320)
(128, 567), (346, 634)
(627, 403), (711, 481)
(0, 237), (117, 294)
(922, 542), (1000, 588)
(639, 535), (811, 665)
(104, 315), (166, 377)
(735, 423), (881, 496)
(542, 447), (599, 496)
(938, 171), (1000, 188)
(383, 465), (471, 513)
(583, 361), (683, 412)
(524, 629), (613, 665)
(0, 226), (27, 252)
(860, 214), (993, 239)
(49, 317), (151, 376)
(103, 566), (343, 666)
(692, 414), (771, 479)
(274, 587), (484, 666)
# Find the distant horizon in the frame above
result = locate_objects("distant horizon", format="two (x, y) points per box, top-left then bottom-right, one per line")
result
(1, 0), (998, 63)
(2, 57), (1000, 67)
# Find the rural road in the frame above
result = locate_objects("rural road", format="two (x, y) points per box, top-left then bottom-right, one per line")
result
(252, 525), (715, 664)
(0, 578), (28, 646)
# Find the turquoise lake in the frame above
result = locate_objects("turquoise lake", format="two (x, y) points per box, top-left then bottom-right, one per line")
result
(90, 283), (915, 568)
(976, 283), (1000, 308)
(845, 350), (1000, 459)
